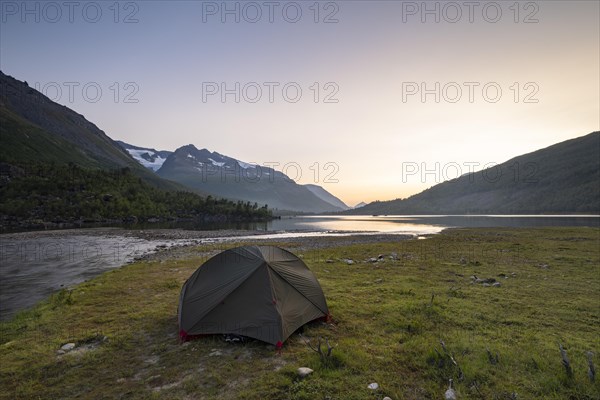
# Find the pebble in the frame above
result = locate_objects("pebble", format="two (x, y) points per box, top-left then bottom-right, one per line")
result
(61, 343), (76, 351)
(297, 367), (313, 378)
(472, 276), (497, 285)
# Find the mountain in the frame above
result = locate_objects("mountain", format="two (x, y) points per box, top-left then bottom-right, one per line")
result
(0, 71), (180, 191)
(155, 144), (345, 213)
(116, 141), (172, 171)
(119, 141), (348, 213)
(304, 184), (349, 210)
(0, 71), (272, 229)
(346, 132), (600, 215)
(353, 202), (367, 209)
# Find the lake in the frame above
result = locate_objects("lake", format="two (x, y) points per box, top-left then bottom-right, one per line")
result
(270, 214), (600, 233)
(118, 214), (600, 235)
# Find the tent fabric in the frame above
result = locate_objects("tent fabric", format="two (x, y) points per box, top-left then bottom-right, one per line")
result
(178, 245), (329, 345)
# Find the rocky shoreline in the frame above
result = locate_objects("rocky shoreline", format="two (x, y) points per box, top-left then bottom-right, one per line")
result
(1, 226), (416, 245)
(0, 227), (274, 241)
(1, 226), (418, 263)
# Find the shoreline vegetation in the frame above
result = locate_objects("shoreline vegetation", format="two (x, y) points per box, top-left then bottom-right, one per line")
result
(1, 227), (599, 399)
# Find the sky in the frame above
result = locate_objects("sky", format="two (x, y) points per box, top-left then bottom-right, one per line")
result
(1, 0), (598, 206)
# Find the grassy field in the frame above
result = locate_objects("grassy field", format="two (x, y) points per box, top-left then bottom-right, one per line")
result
(1, 227), (599, 399)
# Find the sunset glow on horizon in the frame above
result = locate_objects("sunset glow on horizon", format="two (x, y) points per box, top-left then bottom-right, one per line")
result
(1, 1), (598, 206)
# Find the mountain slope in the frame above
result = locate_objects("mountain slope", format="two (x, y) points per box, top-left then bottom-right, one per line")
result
(0, 106), (99, 167)
(1, 72), (131, 168)
(0, 71), (181, 191)
(156, 144), (344, 213)
(347, 132), (600, 215)
(304, 184), (349, 210)
(0, 71), (272, 229)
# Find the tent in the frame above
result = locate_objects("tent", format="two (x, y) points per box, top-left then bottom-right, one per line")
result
(178, 245), (329, 347)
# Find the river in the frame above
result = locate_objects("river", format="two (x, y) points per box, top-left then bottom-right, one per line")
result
(1, 215), (598, 320)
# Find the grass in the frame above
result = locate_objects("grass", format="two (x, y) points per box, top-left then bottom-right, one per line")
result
(1, 227), (599, 399)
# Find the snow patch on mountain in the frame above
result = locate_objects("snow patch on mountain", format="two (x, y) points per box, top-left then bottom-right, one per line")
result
(238, 160), (252, 169)
(208, 158), (225, 167)
(125, 149), (168, 171)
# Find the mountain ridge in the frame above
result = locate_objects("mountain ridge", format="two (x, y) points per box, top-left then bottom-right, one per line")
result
(304, 184), (349, 210)
(118, 140), (348, 213)
(156, 143), (345, 213)
(344, 132), (600, 215)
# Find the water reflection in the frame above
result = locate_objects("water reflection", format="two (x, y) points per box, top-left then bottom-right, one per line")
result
(10, 215), (598, 235)
(270, 216), (444, 234)
(125, 214), (600, 234)
(128, 215), (600, 235)
(277, 215), (600, 231)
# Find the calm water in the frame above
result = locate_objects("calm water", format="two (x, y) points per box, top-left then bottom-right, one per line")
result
(0, 235), (198, 320)
(123, 214), (600, 234)
(1, 215), (598, 320)
(270, 215), (600, 232)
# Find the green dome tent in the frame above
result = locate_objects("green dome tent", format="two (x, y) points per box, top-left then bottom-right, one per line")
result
(178, 245), (330, 347)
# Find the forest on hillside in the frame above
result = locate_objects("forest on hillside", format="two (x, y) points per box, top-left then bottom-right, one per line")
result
(0, 162), (272, 231)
